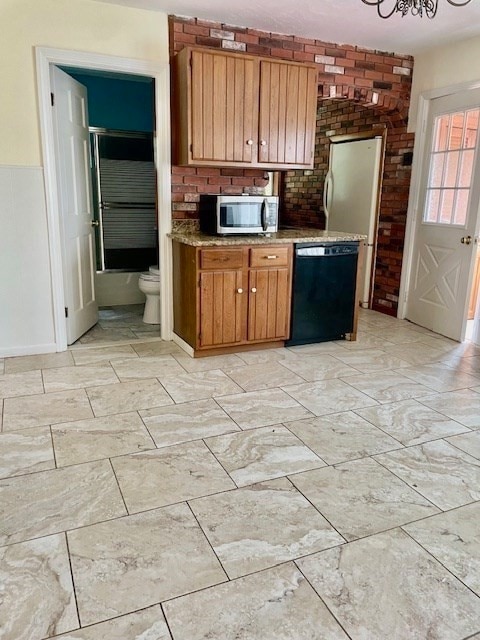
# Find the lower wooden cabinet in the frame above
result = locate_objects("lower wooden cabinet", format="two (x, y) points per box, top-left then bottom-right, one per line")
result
(199, 269), (245, 348)
(248, 268), (290, 342)
(172, 241), (293, 353)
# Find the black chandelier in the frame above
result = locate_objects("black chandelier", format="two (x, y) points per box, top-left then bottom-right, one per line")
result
(361, 0), (472, 19)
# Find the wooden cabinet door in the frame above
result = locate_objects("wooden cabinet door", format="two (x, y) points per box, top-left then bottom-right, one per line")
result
(199, 269), (245, 347)
(248, 268), (290, 341)
(191, 50), (259, 164)
(258, 60), (317, 167)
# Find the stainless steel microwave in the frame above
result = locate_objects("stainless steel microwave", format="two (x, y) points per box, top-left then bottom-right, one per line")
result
(199, 195), (279, 235)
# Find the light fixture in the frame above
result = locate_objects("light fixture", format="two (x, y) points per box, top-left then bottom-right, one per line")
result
(361, 0), (472, 19)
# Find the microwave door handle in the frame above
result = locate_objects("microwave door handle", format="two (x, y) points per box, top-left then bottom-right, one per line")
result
(261, 198), (268, 231)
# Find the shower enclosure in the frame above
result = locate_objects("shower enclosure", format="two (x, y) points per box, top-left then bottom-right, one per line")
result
(90, 129), (157, 272)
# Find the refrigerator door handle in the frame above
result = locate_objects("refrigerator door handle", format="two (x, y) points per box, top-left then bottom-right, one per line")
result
(323, 170), (333, 230)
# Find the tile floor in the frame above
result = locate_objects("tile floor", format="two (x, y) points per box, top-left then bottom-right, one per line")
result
(1, 309), (480, 639)
(75, 304), (160, 345)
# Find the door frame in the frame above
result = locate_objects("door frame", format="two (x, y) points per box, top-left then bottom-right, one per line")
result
(398, 79), (480, 324)
(35, 46), (172, 351)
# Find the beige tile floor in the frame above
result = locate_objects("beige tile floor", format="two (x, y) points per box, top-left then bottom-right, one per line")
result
(1, 308), (480, 639)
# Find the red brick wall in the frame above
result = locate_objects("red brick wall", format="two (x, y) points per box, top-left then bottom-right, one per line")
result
(282, 100), (415, 314)
(169, 15), (414, 314)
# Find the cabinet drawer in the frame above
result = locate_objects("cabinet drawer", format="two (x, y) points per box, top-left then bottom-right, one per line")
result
(249, 246), (289, 268)
(200, 248), (244, 270)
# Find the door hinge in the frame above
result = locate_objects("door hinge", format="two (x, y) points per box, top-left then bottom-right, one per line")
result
(64, 307), (69, 318)
(50, 92), (55, 107)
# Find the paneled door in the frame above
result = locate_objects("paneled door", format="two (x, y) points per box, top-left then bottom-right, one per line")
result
(407, 89), (480, 340)
(51, 67), (98, 345)
(199, 270), (245, 347)
(190, 50), (258, 163)
(248, 268), (290, 341)
(258, 60), (317, 166)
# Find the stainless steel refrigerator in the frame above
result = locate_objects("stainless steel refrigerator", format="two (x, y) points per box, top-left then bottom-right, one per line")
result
(323, 136), (384, 307)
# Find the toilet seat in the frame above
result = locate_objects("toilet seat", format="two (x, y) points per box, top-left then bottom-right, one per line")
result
(139, 266), (160, 282)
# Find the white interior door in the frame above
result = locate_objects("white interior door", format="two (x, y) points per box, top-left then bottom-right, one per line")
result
(324, 137), (384, 306)
(407, 89), (480, 341)
(51, 67), (98, 345)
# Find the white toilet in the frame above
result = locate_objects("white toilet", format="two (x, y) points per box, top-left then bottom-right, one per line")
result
(138, 266), (161, 324)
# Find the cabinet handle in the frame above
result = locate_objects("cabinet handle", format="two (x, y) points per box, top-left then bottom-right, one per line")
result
(237, 288), (243, 294)
(251, 287), (257, 293)
(266, 255), (278, 259)
(260, 139), (267, 146)
(246, 139), (254, 146)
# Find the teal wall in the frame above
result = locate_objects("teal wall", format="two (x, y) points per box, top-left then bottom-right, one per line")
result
(65, 71), (154, 132)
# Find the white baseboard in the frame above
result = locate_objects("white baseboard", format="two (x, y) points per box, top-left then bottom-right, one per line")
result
(0, 343), (58, 358)
(172, 333), (194, 357)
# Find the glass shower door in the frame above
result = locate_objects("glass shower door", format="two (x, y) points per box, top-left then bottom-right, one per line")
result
(91, 129), (157, 271)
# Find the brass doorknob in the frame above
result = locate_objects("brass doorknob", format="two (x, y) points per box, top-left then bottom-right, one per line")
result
(461, 235), (472, 245)
(91, 220), (99, 227)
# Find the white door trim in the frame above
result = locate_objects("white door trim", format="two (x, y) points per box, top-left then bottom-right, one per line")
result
(398, 78), (480, 320)
(35, 46), (172, 351)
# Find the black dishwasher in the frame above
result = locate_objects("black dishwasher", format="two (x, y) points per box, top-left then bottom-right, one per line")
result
(286, 243), (359, 346)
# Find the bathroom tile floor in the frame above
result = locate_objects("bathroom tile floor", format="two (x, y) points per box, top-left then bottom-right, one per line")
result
(1, 309), (480, 639)
(75, 304), (160, 345)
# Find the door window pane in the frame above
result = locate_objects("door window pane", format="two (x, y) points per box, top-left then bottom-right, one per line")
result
(448, 113), (465, 150)
(424, 108), (480, 225)
(459, 149), (475, 187)
(434, 115), (450, 152)
(465, 110), (479, 148)
(439, 189), (454, 223)
(444, 150), (460, 187)
(430, 153), (445, 188)
(453, 189), (469, 226)
(425, 189), (441, 222)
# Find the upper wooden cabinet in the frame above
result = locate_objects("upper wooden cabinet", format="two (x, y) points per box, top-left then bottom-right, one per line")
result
(258, 60), (317, 167)
(172, 48), (318, 169)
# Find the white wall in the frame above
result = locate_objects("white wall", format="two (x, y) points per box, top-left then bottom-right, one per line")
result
(409, 34), (480, 132)
(0, 167), (56, 356)
(0, 0), (168, 357)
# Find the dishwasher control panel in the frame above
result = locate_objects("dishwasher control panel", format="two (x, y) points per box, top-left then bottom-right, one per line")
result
(296, 243), (359, 257)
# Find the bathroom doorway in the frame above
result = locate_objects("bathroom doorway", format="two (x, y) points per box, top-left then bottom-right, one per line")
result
(57, 67), (159, 345)
(36, 47), (172, 354)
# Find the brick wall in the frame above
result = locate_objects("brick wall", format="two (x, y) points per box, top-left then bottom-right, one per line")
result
(169, 15), (414, 314)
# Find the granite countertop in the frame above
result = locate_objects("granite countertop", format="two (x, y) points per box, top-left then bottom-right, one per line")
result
(169, 229), (366, 246)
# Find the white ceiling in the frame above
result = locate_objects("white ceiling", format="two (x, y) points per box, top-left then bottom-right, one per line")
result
(95, 0), (480, 55)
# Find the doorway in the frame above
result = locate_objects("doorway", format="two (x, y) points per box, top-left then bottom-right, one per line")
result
(401, 87), (480, 343)
(52, 66), (159, 346)
(36, 47), (172, 353)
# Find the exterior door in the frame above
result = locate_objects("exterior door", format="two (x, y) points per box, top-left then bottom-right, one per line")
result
(258, 60), (317, 166)
(51, 66), (98, 344)
(191, 50), (258, 163)
(407, 89), (480, 340)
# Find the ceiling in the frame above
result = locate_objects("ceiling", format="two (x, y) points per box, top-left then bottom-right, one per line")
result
(95, 0), (480, 55)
